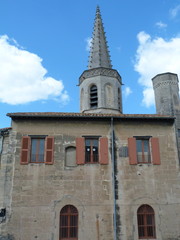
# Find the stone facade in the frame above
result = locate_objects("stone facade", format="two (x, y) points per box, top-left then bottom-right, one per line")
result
(0, 116), (180, 240)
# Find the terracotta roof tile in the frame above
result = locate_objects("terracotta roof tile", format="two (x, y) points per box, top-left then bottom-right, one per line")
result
(0, 127), (12, 131)
(6, 112), (174, 120)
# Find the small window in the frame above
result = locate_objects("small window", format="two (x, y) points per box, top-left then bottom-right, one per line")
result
(31, 138), (45, 163)
(60, 205), (78, 240)
(136, 138), (151, 163)
(137, 205), (156, 239)
(85, 138), (99, 163)
(90, 85), (98, 108)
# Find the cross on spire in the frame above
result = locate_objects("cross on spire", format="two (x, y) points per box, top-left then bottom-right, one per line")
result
(88, 6), (112, 69)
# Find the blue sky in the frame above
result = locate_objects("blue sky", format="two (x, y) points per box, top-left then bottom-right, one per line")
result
(1, 0), (180, 128)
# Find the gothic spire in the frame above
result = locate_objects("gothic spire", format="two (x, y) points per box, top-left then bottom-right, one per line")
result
(88, 6), (112, 69)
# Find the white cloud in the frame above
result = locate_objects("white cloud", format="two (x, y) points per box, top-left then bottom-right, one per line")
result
(155, 21), (167, 29)
(134, 31), (180, 107)
(0, 35), (69, 105)
(170, 4), (180, 18)
(85, 37), (92, 51)
(123, 87), (132, 97)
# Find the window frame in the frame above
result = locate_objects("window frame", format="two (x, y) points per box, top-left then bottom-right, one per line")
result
(30, 136), (46, 163)
(137, 204), (156, 239)
(85, 137), (99, 163)
(135, 136), (151, 164)
(59, 205), (78, 240)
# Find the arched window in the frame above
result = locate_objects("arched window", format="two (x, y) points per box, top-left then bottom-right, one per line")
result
(90, 85), (98, 108)
(137, 205), (156, 239)
(60, 205), (78, 240)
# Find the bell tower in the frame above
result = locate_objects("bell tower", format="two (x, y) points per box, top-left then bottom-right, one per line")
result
(79, 6), (123, 114)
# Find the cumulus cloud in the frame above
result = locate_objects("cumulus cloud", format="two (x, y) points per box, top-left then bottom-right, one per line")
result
(134, 31), (180, 107)
(85, 37), (92, 51)
(0, 35), (69, 105)
(170, 4), (180, 18)
(155, 21), (167, 29)
(123, 87), (132, 97)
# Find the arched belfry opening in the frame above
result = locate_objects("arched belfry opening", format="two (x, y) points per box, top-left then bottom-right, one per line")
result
(90, 85), (98, 108)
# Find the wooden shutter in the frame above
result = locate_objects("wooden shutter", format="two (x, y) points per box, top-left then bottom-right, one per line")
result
(45, 136), (54, 164)
(99, 137), (109, 164)
(76, 138), (85, 165)
(151, 138), (161, 165)
(128, 138), (137, 165)
(20, 136), (30, 164)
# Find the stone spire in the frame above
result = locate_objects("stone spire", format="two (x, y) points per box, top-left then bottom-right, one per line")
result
(88, 6), (112, 69)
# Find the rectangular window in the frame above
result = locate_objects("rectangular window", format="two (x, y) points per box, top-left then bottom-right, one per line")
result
(20, 136), (54, 164)
(136, 138), (151, 163)
(76, 137), (109, 165)
(30, 138), (45, 163)
(128, 136), (160, 165)
(85, 138), (99, 163)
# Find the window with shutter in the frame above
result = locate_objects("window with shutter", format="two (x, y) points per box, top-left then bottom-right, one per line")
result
(20, 136), (54, 164)
(76, 137), (109, 165)
(128, 137), (160, 165)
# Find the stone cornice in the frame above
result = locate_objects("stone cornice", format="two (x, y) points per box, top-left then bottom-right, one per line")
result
(79, 67), (122, 85)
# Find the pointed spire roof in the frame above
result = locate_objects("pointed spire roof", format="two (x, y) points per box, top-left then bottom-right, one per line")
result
(88, 6), (112, 69)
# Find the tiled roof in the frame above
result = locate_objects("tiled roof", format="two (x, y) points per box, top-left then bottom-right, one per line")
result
(7, 112), (174, 120)
(0, 127), (11, 136)
(0, 127), (12, 131)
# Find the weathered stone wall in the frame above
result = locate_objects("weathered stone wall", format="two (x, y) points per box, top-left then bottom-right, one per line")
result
(115, 120), (180, 240)
(0, 131), (15, 236)
(1, 118), (180, 240)
(1, 119), (114, 240)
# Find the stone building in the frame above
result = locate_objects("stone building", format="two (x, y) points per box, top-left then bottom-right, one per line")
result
(0, 6), (180, 240)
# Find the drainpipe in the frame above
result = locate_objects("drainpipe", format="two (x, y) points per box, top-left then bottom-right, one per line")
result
(111, 117), (117, 240)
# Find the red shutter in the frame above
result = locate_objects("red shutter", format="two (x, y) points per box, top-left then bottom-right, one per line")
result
(128, 138), (137, 165)
(20, 136), (30, 164)
(151, 138), (161, 165)
(99, 137), (109, 164)
(76, 138), (85, 165)
(45, 136), (54, 165)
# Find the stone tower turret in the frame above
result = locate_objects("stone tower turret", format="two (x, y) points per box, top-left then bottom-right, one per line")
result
(152, 72), (180, 116)
(152, 72), (180, 162)
(79, 6), (123, 114)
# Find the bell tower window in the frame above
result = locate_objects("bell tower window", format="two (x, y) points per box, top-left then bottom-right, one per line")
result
(90, 85), (98, 108)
